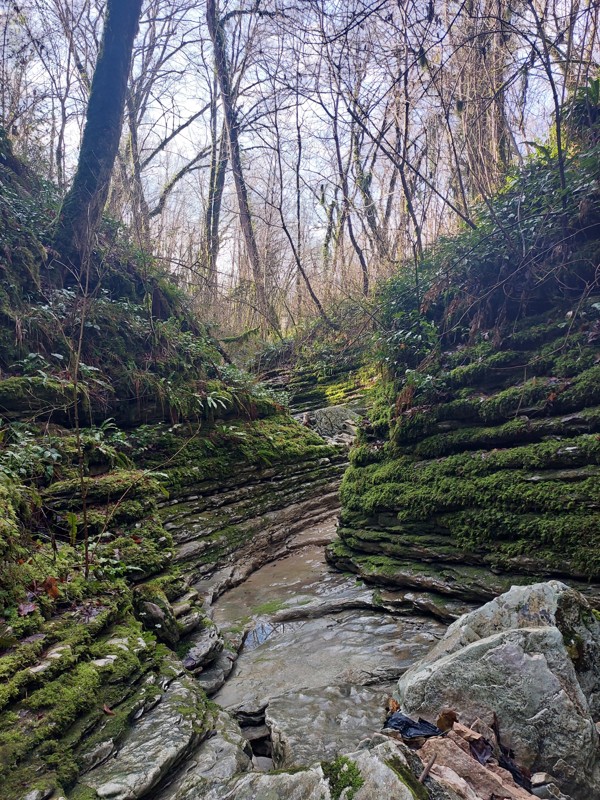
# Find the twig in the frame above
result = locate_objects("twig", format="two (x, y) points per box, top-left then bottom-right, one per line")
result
(419, 752), (436, 784)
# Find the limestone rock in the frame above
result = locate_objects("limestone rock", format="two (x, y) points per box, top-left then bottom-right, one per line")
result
(134, 599), (179, 647)
(181, 624), (223, 672)
(193, 650), (236, 695)
(78, 667), (207, 800)
(202, 740), (461, 800)
(202, 767), (330, 800)
(397, 581), (600, 800)
(266, 683), (389, 768)
(153, 710), (252, 800)
(308, 405), (360, 442)
(20, 791), (54, 800)
(79, 739), (116, 773)
(252, 756), (273, 771)
(348, 740), (457, 800)
(176, 609), (203, 636)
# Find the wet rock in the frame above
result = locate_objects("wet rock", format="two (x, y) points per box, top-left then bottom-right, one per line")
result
(266, 683), (388, 767)
(335, 664), (406, 685)
(181, 624), (223, 672)
(79, 739), (116, 773)
(153, 710), (252, 800)
(171, 590), (199, 619)
(234, 703), (268, 726)
(202, 739), (460, 800)
(398, 581), (600, 800)
(202, 767), (330, 800)
(241, 723), (270, 742)
(193, 650), (236, 695)
(172, 600), (192, 618)
(78, 664), (207, 800)
(327, 547), (520, 604)
(270, 590), (381, 622)
(382, 590), (474, 621)
(213, 602), (444, 711)
(20, 790), (54, 800)
(347, 740), (451, 800)
(176, 610), (203, 636)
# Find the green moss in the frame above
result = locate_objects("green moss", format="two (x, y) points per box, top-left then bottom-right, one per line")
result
(349, 444), (385, 467)
(0, 376), (82, 420)
(0, 662), (102, 771)
(321, 756), (364, 800)
(385, 756), (429, 799)
(100, 518), (173, 579)
(251, 599), (287, 616)
(44, 470), (164, 510)
(444, 349), (523, 389)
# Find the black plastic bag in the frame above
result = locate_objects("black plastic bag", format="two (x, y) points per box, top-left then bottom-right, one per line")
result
(384, 712), (444, 739)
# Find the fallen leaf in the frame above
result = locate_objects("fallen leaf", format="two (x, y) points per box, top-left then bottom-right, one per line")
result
(103, 704), (115, 716)
(42, 577), (60, 599)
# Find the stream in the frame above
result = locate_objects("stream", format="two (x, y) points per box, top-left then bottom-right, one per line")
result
(200, 515), (458, 768)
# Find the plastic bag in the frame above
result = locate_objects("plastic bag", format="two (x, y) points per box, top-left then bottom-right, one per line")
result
(384, 712), (444, 739)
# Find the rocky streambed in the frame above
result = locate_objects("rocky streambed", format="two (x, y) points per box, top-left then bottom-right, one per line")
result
(206, 524), (453, 769)
(72, 521), (600, 800)
(9, 408), (600, 800)
(70, 507), (467, 800)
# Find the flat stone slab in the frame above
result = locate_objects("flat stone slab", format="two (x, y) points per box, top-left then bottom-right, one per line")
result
(214, 609), (442, 710)
(266, 683), (389, 768)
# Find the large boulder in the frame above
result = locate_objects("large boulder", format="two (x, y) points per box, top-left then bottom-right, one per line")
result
(397, 581), (600, 800)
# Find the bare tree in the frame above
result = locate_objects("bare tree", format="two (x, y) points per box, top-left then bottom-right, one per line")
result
(206, 0), (279, 332)
(54, 0), (143, 268)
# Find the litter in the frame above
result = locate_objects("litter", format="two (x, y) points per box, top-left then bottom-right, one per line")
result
(384, 712), (444, 739)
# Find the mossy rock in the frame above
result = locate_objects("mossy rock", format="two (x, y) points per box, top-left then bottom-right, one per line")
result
(133, 583), (179, 646)
(0, 376), (87, 423)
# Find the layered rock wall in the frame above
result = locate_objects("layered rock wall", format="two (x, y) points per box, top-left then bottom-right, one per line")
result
(329, 303), (600, 604)
(0, 414), (346, 798)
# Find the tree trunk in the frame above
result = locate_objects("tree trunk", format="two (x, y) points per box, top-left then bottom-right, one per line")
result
(206, 0), (278, 332)
(54, 0), (143, 269)
(203, 81), (229, 299)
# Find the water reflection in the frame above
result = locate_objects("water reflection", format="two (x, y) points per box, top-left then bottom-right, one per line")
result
(243, 619), (306, 650)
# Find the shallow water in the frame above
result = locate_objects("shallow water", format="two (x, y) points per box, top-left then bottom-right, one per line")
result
(210, 532), (447, 710)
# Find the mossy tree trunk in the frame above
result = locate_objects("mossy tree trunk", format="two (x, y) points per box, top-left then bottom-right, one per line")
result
(53, 0), (143, 271)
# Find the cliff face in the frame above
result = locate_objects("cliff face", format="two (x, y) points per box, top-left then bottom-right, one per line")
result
(328, 143), (600, 606)
(329, 303), (600, 603)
